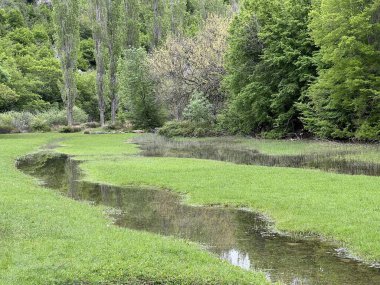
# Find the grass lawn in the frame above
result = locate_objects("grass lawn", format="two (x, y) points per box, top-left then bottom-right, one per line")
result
(59, 135), (380, 263)
(0, 133), (270, 285)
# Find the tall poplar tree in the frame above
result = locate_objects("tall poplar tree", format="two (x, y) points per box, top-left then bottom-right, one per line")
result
(52, 0), (80, 126)
(123, 0), (140, 48)
(90, 0), (107, 126)
(106, 0), (123, 124)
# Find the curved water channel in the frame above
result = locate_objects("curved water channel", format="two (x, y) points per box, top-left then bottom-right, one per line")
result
(17, 150), (380, 285)
(135, 135), (380, 176)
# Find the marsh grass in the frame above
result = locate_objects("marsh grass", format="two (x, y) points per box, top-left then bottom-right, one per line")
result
(135, 135), (380, 176)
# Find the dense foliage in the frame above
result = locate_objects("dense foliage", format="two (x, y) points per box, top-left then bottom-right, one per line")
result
(221, 0), (379, 140)
(222, 0), (317, 138)
(300, 0), (380, 140)
(0, 0), (379, 140)
(118, 48), (163, 129)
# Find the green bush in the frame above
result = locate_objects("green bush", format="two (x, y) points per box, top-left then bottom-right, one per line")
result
(31, 117), (50, 132)
(36, 107), (88, 126)
(0, 112), (14, 133)
(10, 111), (33, 132)
(355, 122), (380, 141)
(59, 126), (83, 133)
(158, 120), (219, 138)
(0, 107), (89, 134)
(183, 91), (213, 124)
(85, 122), (101, 129)
(0, 111), (32, 133)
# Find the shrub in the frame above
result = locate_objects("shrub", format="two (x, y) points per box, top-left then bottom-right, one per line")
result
(59, 126), (83, 133)
(183, 91), (213, 124)
(355, 122), (380, 141)
(158, 120), (219, 138)
(0, 111), (32, 133)
(104, 123), (123, 131)
(0, 112), (14, 133)
(36, 107), (88, 126)
(85, 122), (101, 129)
(11, 111), (33, 132)
(31, 117), (50, 132)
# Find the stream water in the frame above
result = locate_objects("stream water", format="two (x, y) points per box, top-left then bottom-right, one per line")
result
(17, 152), (380, 285)
(135, 135), (380, 176)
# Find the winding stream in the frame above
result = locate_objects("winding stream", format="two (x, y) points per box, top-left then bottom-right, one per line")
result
(17, 152), (380, 285)
(135, 135), (380, 176)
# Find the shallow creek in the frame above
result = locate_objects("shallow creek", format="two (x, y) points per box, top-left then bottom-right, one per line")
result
(135, 135), (380, 176)
(17, 152), (380, 285)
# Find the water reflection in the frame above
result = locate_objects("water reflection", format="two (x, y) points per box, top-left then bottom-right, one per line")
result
(17, 153), (380, 285)
(135, 135), (380, 176)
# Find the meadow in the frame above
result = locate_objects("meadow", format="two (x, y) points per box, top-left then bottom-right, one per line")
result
(1, 133), (379, 284)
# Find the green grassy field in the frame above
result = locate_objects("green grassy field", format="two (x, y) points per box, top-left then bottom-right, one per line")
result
(60, 134), (380, 263)
(0, 133), (270, 285)
(1, 133), (379, 284)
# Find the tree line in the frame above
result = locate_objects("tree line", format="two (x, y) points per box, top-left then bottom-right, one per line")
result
(0, 0), (379, 140)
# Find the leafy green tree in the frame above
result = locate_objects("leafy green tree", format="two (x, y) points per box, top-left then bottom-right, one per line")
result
(119, 48), (163, 129)
(78, 38), (96, 71)
(76, 71), (99, 121)
(0, 65), (10, 84)
(6, 8), (25, 29)
(0, 83), (19, 111)
(222, 0), (316, 137)
(123, 0), (140, 48)
(300, 0), (380, 140)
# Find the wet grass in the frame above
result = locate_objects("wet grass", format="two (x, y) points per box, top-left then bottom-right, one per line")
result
(136, 135), (380, 176)
(175, 136), (380, 161)
(80, 156), (380, 261)
(16, 152), (380, 285)
(0, 133), (270, 285)
(2, 133), (380, 284)
(57, 135), (380, 264)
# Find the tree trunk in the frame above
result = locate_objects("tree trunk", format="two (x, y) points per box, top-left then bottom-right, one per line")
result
(110, 55), (118, 124)
(106, 0), (122, 125)
(95, 36), (106, 126)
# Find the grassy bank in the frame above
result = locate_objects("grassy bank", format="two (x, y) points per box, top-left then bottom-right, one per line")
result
(58, 135), (380, 263)
(0, 133), (270, 284)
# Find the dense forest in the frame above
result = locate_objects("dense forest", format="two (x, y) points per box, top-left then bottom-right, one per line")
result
(0, 0), (379, 140)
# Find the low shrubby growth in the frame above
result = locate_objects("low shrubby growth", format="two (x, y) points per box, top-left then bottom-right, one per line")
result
(159, 120), (219, 138)
(0, 111), (34, 133)
(0, 107), (88, 133)
(84, 121), (101, 129)
(59, 125), (83, 133)
(35, 107), (88, 127)
(159, 91), (220, 138)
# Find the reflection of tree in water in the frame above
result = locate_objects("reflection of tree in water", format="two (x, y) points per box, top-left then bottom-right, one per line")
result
(17, 153), (67, 190)
(110, 187), (238, 248)
(136, 135), (380, 176)
(218, 210), (380, 285)
(17, 153), (380, 285)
